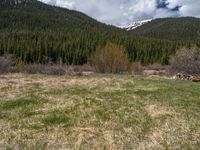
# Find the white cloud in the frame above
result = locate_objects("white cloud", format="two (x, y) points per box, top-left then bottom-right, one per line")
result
(154, 8), (178, 19)
(39, 0), (200, 26)
(41, 0), (75, 8)
(166, 0), (200, 17)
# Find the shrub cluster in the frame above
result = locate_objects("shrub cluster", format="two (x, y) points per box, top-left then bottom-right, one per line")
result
(22, 64), (67, 75)
(90, 43), (130, 73)
(0, 54), (16, 74)
(170, 47), (200, 75)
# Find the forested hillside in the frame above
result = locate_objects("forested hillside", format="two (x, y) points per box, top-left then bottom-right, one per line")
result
(0, 0), (200, 65)
(133, 17), (200, 40)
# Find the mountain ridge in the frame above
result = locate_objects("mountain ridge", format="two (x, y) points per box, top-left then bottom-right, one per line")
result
(132, 17), (200, 40)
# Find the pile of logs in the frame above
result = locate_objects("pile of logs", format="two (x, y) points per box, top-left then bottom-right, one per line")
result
(172, 73), (200, 82)
(192, 76), (200, 82)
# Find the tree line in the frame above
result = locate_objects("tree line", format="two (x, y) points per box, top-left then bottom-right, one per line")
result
(1, 30), (200, 65)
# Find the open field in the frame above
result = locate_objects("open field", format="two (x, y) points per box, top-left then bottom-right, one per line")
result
(0, 73), (200, 150)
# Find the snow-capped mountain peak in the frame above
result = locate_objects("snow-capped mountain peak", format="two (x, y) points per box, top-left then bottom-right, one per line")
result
(120, 19), (152, 31)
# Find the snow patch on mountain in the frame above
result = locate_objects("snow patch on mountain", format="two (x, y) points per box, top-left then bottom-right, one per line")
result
(120, 19), (152, 30)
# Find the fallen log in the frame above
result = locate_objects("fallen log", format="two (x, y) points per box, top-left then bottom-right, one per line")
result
(192, 78), (200, 82)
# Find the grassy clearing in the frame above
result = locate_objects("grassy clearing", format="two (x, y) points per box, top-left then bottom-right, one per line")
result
(0, 73), (199, 149)
(42, 111), (71, 126)
(1, 98), (40, 110)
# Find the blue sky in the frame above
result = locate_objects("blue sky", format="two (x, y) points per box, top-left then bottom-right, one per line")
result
(39, 0), (200, 26)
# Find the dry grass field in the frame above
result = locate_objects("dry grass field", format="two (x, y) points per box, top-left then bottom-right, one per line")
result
(0, 73), (200, 149)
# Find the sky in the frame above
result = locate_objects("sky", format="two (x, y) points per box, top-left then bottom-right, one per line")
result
(39, 0), (200, 26)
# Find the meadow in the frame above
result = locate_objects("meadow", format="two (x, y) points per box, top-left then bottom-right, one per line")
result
(0, 73), (199, 149)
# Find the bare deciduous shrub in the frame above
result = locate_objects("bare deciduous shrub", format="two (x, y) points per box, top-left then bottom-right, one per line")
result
(72, 64), (94, 73)
(16, 59), (25, 72)
(22, 64), (93, 76)
(170, 47), (200, 75)
(90, 43), (130, 73)
(23, 64), (67, 75)
(146, 63), (167, 71)
(0, 54), (16, 74)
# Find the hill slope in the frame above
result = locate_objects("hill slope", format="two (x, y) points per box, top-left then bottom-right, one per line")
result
(0, 0), (114, 32)
(133, 17), (200, 40)
(0, 0), (126, 64)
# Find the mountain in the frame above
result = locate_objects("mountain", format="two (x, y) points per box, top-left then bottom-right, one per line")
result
(0, 0), (125, 64)
(120, 19), (152, 31)
(0, 0), (199, 65)
(132, 17), (200, 40)
(0, 0), (115, 32)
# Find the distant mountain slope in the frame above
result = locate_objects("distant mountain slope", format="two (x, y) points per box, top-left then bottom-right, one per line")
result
(0, 0), (126, 64)
(133, 17), (200, 40)
(0, 0), (114, 31)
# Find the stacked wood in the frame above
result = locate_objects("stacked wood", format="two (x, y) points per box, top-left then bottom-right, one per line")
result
(192, 76), (200, 82)
(173, 73), (194, 81)
(172, 73), (200, 82)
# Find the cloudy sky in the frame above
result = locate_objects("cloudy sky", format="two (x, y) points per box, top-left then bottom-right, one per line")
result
(39, 0), (200, 26)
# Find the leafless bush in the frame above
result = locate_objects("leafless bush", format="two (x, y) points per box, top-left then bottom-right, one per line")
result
(22, 64), (93, 76)
(170, 47), (200, 75)
(0, 54), (16, 74)
(72, 64), (94, 73)
(146, 63), (168, 71)
(90, 42), (130, 74)
(23, 64), (67, 75)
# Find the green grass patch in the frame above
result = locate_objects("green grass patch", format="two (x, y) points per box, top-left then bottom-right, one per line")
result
(0, 97), (48, 119)
(42, 112), (71, 126)
(67, 86), (92, 95)
(45, 88), (66, 95)
(20, 107), (40, 117)
(27, 124), (43, 130)
(1, 98), (40, 110)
